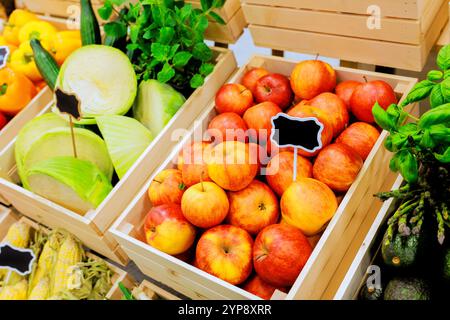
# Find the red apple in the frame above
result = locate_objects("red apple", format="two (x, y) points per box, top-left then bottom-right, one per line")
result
(0, 112), (7, 130)
(196, 225), (253, 285)
(144, 204), (196, 255)
(180, 141), (214, 187)
(248, 142), (271, 169)
(290, 60), (336, 100)
(181, 182), (229, 229)
(253, 224), (312, 287)
(215, 83), (254, 116)
(207, 112), (248, 143)
(265, 151), (313, 197)
(287, 104), (334, 157)
(241, 67), (270, 96)
(335, 80), (361, 110)
(254, 74), (293, 110)
(301, 92), (349, 137)
(227, 180), (279, 235)
(313, 143), (363, 192)
(148, 169), (186, 206)
(242, 275), (287, 300)
(207, 141), (259, 191)
(243, 102), (282, 143)
(336, 122), (381, 160)
(350, 80), (397, 123)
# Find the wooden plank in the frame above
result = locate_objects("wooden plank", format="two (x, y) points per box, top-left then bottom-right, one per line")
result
(188, 0), (241, 22)
(204, 7), (247, 44)
(243, 0), (423, 19)
(437, 2), (450, 47)
(0, 205), (19, 237)
(110, 55), (418, 300)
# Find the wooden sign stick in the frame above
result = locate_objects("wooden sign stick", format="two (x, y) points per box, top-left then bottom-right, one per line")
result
(69, 117), (78, 158)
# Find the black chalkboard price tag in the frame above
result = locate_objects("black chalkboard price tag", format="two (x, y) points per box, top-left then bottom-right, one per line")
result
(0, 243), (36, 276)
(0, 46), (11, 69)
(270, 113), (324, 181)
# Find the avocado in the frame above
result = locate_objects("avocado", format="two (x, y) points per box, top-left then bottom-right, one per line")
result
(384, 277), (431, 300)
(359, 284), (383, 300)
(381, 230), (421, 268)
(443, 248), (450, 281)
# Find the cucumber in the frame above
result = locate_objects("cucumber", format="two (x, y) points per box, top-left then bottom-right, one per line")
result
(80, 0), (102, 46)
(30, 39), (59, 90)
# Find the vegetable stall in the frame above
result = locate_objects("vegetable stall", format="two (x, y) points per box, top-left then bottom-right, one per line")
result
(0, 0), (448, 301)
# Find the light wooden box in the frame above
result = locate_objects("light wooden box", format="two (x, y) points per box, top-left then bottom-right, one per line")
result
(334, 175), (404, 300)
(242, 0), (449, 71)
(110, 55), (418, 300)
(0, 47), (237, 265)
(0, 213), (134, 300)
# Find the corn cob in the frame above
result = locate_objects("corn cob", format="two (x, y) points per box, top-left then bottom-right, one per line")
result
(0, 279), (28, 300)
(29, 232), (61, 291)
(51, 234), (83, 296)
(28, 277), (50, 300)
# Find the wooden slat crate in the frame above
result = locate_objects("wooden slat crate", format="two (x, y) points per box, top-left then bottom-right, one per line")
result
(109, 54), (418, 300)
(0, 47), (237, 265)
(16, 0), (247, 44)
(243, 0), (449, 71)
(333, 175), (404, 300)
(0, 214), (134, 300)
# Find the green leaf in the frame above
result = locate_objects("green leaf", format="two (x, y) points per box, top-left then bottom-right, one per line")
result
(212, 0), (225, 8)
(398, 123), (418, 135)
(427, 70), (443, 81)
(157, 62), (175, 83)
(399, 151), (418, 184)
(400, 80), (435, 107)
(389, 152), (402, 172)
(420, 129), (435, 148)
(430, 83), (445, 108)
(130, 25), (140, 43)
(179, 4), (193, 21)
(98, 1), (113, 20)
(209, 11), (225, 25)
(386, 103), (408, 126)
(386, 133), (408, 152)
(159, 27), (175, 44)
(196, 15), (209, 34)
(418, 103), (450, 128)
(429, 124), (450, 144)
(190, 74), (205, 88)
(200, 0), (211, 11)
(445, 70), (450, 79)
(103, 21), (127, 39)
(435, 147), (450, 163)
(437, 44), (450, 70)
(151, 43), (171, 62)
(199, 62), (214, 76)
(168, 44), (180, 59)
(372, 102), (396, 131)
(440, 77), (450, 101)
(193, 42), (212, 62)
(173, 51), (192, 68)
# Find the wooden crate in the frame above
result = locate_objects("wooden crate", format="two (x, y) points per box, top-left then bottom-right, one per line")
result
(0, 214), (134, 300)
(333, 175), (404, 300)
(109, 54), (418, 300)
(243, 0), (449, 71)
(0, 47), (237, 265)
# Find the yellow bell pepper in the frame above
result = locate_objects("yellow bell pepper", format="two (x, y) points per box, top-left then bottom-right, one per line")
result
(18, 20), (57, 45)
(10, 41), (46, 82)
(52, 31), (81, 65)
(3, 9), (38, 46)
(0, 67), (37, 115)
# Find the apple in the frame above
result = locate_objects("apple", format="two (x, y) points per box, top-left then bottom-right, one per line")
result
(248, 142), (271, 169)
(300, 92), (349, 137)
(207, 141), (259, 191)
(227, 180), (279, 235)
(253, 224), (312, 287)
(144, 204), (196, 255)
(307, 233), (322, 249)
(207, 112), (248, 143)
(180, 141), (214, 187)
(313, 143), (363, 192)
(281, 178), (338, 236)
(336, 122), (381, 160)
(335, 80), (361, 110)
(350, 80), (397, 123)
(242, 275), (287, 300)
(241, 67), (270, 96)
(254, 74), (293, 110)
(287, 104), (334, 157)
(0, 113), (7, 130)
(215, 83), (254, 116)
(243, 102), (282, 143)
(196, 225), (253, 285)
(181, 181), (229, 228)
(290, 60), (336, 100)
(148, 169), (186, 206)
(265, 151), (313, 197)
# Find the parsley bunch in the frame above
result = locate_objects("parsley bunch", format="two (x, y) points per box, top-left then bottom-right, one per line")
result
(98, 0), (225, 94)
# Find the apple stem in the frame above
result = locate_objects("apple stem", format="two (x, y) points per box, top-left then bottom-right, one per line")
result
(315, 53), (319, 60)
(200, 170), (205, 192)
(363, 76), (368, 83)
(153, 179), (162, 184)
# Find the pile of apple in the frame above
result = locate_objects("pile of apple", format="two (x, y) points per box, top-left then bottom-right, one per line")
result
(143, 59), (398, 299)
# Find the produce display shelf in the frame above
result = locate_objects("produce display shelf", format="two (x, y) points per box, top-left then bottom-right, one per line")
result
(0, 47), (237, 266)
(0, 210), (135, 300)
(110, 54), (418, 300)
(242, 0), (449, 71)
